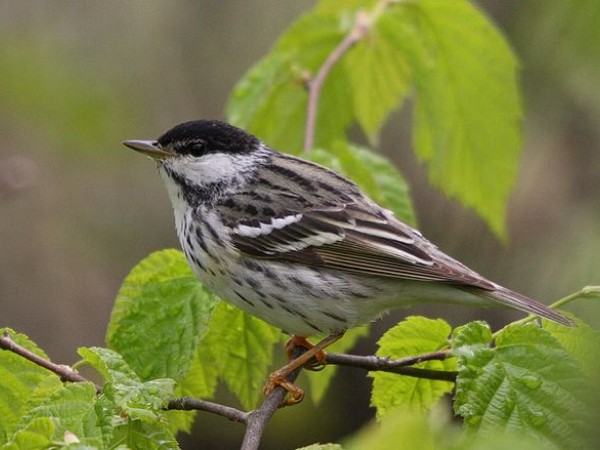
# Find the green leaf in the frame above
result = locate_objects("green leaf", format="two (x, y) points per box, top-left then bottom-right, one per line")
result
(78, 347), (175, 422)
(227, 11), (353, 153)
(451, 320), (492, 349)
(1, 418), (54, 450)
(345, 408), (437, 450)
(165, 347), (218, 434)
(370, 317), (455, 419)
(454, 322), (592, 449)
(297, 444), (345, 450)
(306, 325), (369, 404)
(344, 23), (410, 142)
(347, 403), (554, 450)
(107, 249), (218, 381)
(0, 329), (59, 445)
(198, 302), (281, 409)
(20, 382), (104, 448)
(386, 0), (522, 237)
(542, 315), (600, 376)
(307, 144), (415, 225)
(112, 420), (180, 450)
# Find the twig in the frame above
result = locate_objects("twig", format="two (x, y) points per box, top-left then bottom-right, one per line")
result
(240, 346), (306, 450)
(0, 331), (90, 385)
(326, 350), (457, 382)
(303, 11), (369, 152)
(167, 397), (248, 423)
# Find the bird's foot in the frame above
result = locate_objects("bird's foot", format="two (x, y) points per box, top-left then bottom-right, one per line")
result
(263, 372), (305, 406)
(263, 331), (345, 406)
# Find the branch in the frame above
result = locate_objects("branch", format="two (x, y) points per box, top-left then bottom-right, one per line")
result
(240, 346), (306, 450)
(326, 350), (457, 382)
(0, 331), (90, 385)
(167, 397), (248, 423)
(303, 10), (369, 152)
(2, 327), (457, 448)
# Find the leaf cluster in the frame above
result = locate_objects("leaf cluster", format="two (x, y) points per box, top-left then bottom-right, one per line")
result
(1, 251), (598, 448)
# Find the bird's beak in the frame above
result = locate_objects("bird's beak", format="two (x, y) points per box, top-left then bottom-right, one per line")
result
(123, 140), (172, 160)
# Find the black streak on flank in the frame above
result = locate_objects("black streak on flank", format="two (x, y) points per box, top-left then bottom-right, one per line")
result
(234, 290), (255, 307)
(321, 310), (348, 324)
(204, 221), (220, 241)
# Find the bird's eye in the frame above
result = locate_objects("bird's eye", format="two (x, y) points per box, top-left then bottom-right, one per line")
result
(189, 141), (206, 156)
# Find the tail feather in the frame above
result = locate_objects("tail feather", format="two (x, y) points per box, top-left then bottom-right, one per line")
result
(485, 286), (574, 327)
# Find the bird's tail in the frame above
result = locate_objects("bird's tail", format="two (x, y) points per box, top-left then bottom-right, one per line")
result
(483, 285), (574, 327)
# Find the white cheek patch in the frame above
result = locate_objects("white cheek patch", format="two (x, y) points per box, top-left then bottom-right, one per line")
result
(177, 154), (237, 186)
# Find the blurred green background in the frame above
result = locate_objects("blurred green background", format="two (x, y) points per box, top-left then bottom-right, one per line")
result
(1, 1), (599, 449)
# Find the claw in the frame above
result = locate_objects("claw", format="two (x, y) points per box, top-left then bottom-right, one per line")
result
(263, 372), (305, 406)
(262, 331), (345, 406)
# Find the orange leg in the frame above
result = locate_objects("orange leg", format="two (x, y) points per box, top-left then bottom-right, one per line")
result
(284, 336), (328, 371)
(264, 331), (345, 406)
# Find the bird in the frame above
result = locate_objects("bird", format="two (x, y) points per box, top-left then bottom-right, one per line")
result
(124, 119), (572, 404)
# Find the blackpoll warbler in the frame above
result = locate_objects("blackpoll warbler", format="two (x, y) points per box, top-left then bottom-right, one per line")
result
(124, 120), (571, 403)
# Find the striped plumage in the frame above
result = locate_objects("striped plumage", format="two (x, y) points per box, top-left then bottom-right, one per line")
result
(124, 120), (572, 336)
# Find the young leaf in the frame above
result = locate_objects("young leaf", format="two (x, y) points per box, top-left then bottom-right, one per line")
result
(343, 23), (411, 142)
(107, 249), (218, 381)
(297, 444), (345, 450)
(345, 408), (438, 450)
(227, 11), (353, 153)
(453, 322), (592, 449)
(307, 145), (415, 225)
(370, 317), (455, 418)
(20, 382), (104, 448)
(542, 315), (600, 376)
(198, 302), (281, 409)
(166, 347), (219, 433)
(385, 0), (522, 237)
(78, 347), (175, 422)
(0, 329), (58, 445)
(112, 420), (180, 450)
(1, 417), (54, 450)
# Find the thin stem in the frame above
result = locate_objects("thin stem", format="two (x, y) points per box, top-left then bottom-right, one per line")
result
(303, 11), (369, 152)
(302, 0), (401, 152)
(0, 331), (91, 386)
(326, 350), (457, 382)
(167, 397), (248, 423)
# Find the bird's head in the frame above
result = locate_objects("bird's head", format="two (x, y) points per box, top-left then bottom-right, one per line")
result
(124, 120), (267, 205)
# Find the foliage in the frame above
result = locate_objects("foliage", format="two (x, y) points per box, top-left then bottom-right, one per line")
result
(370, 317), (455, 417)
(1, 0), (599, 449)
(228, 0), (521, 237)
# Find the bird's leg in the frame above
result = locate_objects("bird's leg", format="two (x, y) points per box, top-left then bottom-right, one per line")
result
(264, 331), (345, 406)
(285, 335), (327, 371)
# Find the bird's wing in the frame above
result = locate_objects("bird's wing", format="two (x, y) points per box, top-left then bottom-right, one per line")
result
(224, 194), (495, 291)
